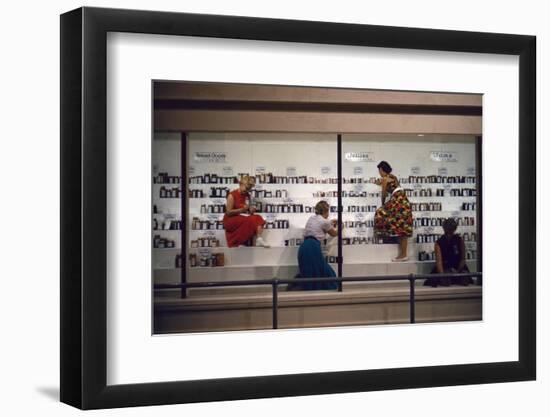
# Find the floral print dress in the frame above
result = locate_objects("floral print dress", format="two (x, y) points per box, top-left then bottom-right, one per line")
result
(374, 174), (413, 237)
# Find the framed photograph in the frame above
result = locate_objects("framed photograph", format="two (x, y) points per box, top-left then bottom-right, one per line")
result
(60, 6), (536, 409)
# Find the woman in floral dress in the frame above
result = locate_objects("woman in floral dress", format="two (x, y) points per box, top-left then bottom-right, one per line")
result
(374, 161), (413, 261)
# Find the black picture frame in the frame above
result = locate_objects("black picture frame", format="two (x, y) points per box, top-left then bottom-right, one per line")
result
(60, 6), (536, 410)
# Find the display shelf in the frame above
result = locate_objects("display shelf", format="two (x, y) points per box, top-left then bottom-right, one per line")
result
(408, 196), (476, 200)
(185, 259), (480, 269)
(186, 241), (476, 249)
(188, 196), (340, 199)
(161, 134), (481, 279)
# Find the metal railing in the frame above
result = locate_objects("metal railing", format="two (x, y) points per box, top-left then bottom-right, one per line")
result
(154, 272), (482, 329)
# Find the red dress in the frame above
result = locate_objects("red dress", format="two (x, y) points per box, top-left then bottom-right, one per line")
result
(223, 189), (266, 247)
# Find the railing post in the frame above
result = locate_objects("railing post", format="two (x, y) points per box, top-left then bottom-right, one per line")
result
(272, 279), (279, 329)
(409, 274), (416, 324)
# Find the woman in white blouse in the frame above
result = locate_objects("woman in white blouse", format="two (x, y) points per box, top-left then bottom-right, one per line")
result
(294, 201), (339, 290)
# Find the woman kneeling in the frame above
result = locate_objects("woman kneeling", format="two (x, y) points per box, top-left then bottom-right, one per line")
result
(294, 201), (339, 290)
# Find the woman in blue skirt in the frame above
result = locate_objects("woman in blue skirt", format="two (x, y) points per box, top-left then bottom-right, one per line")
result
(293, 201), (340, 290)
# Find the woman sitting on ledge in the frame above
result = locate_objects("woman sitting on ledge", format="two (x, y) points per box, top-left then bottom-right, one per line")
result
(290, 201), (339, 291)
(424, 218), (474, 287)
(223, 175), (269, 248)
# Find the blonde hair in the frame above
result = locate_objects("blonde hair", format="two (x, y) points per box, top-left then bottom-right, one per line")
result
(314, 200), (330, 215)
(239, 175), (255, 186)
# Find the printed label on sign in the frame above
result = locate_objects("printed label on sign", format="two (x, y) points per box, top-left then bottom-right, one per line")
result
(354, 184), (364, 192)
(193, 152), (227, 163)
(425, 226), (435, 233)
(353, 166), (364, 175)
(430, 151), (458, 162)
(355, 212), (365, 220)
(189, 166), (196, 175)
(255, 166), (266, 174)
(265, 214), (277, 221)
(466, 167), (476, 175)
(286, 167), (297, 176)
(198, 248), (212, 257)
(451, 211), (460, 217)
(443, 184), (452, 190)
(411, 166), (421, 175)
(413, 183), (423, 190)
(203, 230), (215, 237)
(438, 167), (448, 175)
(321, 166), (331, 175)
(356, 228), (367, 236)
(344, 152), (375, 162)
(207, 214), (221, 221)
(212, 199), (225, 205)
(222, 166), (233, 175)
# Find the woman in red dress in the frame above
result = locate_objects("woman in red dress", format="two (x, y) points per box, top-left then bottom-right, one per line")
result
(223, 175), (269, 248)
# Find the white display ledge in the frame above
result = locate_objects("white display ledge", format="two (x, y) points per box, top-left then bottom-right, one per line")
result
(154, 259), (477, 284)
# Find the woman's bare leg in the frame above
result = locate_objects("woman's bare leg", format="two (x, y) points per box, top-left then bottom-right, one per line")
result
(398, 237), (408, 258)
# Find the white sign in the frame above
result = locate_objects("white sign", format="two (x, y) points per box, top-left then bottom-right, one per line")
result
(193, 152), (227, 163)
(467, 167), (476, 175)
(188, 166), (196, 175)
(344, 152), (375, 162)
(255, 166), (266, 174)
(222, 166), (233, 175)
(438, 167), (448, 175)
(286, 167), (297, 176)
(430, 151), (458, 162)
(321, 166), (331, 175)
(411, 166), (421, 175)
(353, 166), (364, 175)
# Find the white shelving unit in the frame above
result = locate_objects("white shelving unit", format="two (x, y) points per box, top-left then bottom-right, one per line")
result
(152, 132), (479, 285)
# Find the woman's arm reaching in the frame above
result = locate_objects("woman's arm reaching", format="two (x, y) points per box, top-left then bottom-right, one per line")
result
(225, 193), (248, 216)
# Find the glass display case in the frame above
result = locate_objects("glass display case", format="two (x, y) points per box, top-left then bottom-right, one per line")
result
(152, 132), (183, 287)
(152, 132), (480, 293)
(341, 134), (478, 277)
(186, 133), (337, 286)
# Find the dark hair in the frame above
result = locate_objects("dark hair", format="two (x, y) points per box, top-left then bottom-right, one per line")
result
(442, 218), (458, 234)
(377, 161), (392, 174)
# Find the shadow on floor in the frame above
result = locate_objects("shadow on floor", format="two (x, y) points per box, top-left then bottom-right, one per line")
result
(36, 386), (59, 401)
